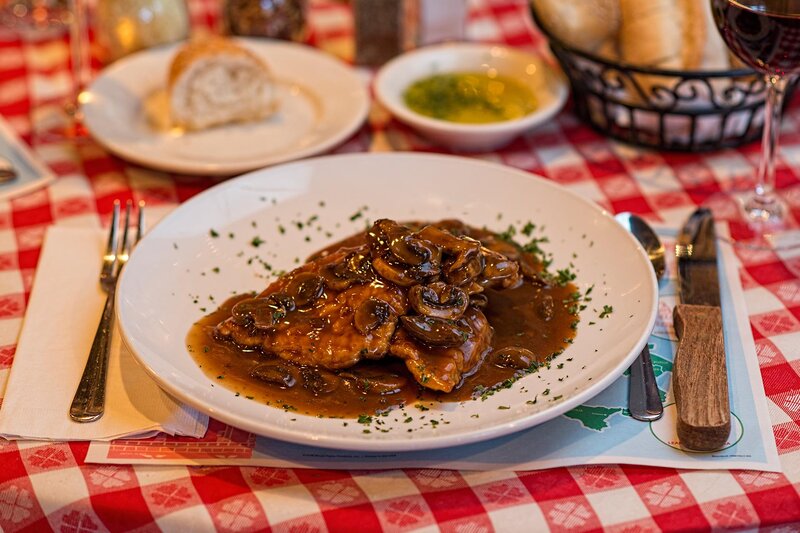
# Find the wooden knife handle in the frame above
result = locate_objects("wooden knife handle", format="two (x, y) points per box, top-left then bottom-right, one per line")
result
(672, 303), (731, 451)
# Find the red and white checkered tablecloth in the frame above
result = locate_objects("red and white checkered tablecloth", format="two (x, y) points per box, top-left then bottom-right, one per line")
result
(2, 0), (800, 531)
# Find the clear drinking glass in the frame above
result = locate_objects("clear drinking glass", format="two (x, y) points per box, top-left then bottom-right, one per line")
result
(0, 0), (90, 140)
(710, 0), (800, 249)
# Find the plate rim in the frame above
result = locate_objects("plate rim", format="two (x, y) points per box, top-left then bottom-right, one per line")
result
(81, 39), (370, 176)
(118, 152), (659, 451)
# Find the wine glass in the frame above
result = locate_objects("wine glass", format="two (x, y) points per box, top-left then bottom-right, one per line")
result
(0, 0), (90, 140)
(710, 0), (800, 249)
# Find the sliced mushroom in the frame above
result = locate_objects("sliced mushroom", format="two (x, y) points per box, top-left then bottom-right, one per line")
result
(400, 315), (471, 347)
(249, 361), (297, 388)
(432, 218), (469, 236)
(285, 272), (325, 307)
(354, 297), (392, 334)
(409, 282), (468, 319)
(493, 346), (536, 370)
(301, 368), (341, 395)
(408, 259), (441, 279)
(482, 237), (521, 260)
(448, 239), (483, 272)
(444, 252), (485, 286)
(340, 370), (408, 395)
(366, 219), (404, 257)
(469, 293), (489, 308)
(389, 233), (441, 267)
(417, 226), (483, 272)
(371, 256), (418, 287)
(231, 295), (294, 329)
(320, 250), (372, 290)
(479, 247), (522, 289)
(416, 225), (486, 286)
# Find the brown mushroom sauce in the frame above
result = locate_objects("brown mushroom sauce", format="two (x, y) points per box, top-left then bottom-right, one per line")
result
(186, 220), (578, 418)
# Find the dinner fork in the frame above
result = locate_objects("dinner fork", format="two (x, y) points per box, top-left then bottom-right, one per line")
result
(69, 200), (145, 422)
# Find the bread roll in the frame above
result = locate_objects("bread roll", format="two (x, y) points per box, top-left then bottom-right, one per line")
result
(168, 36), (276, 131)
(531, 0), (621, 57)
(619, 0), (706, 70)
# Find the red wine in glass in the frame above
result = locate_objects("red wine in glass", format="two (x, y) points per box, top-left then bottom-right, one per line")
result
(713, 0), (800, 75)
(710, 0), (800, 249)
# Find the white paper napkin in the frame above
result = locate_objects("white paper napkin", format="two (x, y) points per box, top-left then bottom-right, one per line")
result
(0, 226), (208, 441)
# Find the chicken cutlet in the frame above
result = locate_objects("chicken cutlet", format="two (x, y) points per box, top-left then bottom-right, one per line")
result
(214, 219), (523, 392)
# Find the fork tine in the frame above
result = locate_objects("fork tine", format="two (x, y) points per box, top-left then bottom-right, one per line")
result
(119, 200), (133, 264)
(135, 200), (145, 244)
(100, 201), (120, 280)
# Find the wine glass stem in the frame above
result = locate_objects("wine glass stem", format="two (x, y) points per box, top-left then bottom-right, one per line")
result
(67, 0), (89, 117)
(751, 74), (787, 213)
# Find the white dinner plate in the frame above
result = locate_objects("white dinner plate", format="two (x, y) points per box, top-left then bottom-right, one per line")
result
(117, 153), (658, 452)
(81, 39), (369, 176)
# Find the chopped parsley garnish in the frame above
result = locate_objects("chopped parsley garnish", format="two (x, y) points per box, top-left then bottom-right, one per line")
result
(555, 268), (576, 286)
(521, 221), (536, 236)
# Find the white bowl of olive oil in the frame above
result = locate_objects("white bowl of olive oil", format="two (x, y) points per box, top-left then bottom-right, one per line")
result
(374, 43), (568, 151)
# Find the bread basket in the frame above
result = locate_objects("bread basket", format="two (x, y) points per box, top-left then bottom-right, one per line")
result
(529, 5), (797, 152)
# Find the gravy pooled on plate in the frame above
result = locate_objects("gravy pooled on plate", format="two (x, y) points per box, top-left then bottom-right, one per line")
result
(187, 219), (578, 417)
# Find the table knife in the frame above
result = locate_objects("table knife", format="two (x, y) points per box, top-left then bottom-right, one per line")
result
(673, 207), (730, 451)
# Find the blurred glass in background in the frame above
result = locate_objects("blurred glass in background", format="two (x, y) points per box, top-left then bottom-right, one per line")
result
(223, 0), (307, 41)
(0, 0), (90, 140)
(95, 0), (189, 62)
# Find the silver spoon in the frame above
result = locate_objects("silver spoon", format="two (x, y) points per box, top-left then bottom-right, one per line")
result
(0, 156), (18, 184)
(615, 212), (665, 422)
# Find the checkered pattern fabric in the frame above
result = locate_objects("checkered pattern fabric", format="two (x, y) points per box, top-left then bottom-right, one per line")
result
(1, 0), (800, 530)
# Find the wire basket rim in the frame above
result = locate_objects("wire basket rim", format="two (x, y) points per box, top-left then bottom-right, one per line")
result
(529, 4), (759, 79)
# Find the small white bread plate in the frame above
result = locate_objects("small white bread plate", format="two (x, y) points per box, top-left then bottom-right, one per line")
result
(374, 43), (568, 151)
(117, 153), (657, 452)
(81, 39), (369, 176)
